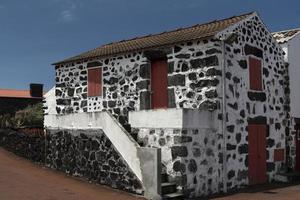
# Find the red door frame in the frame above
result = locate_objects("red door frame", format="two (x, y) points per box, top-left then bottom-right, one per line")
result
(150, 59), (168, 109)
(248, 124), (267, 185)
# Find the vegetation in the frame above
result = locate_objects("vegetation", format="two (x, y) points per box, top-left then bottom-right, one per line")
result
(0, 103), (43, 129)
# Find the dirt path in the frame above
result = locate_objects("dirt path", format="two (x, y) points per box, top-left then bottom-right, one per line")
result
(0, 148), (144, 200)
(210, 183), (300, 200)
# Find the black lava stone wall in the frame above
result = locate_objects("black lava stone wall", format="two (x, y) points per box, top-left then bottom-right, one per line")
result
(45, 129), (143, 194)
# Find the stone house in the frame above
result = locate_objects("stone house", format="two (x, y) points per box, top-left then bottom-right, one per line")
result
(44, 12), (290, 199)
(273, 29), (300, 173)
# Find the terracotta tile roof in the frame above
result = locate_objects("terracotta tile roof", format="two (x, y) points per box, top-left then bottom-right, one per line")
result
(0, 89), (42, 99)
(272, 28), (300, 44)
(54, 12), (254, 65)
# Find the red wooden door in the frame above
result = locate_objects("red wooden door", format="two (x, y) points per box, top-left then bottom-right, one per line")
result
(151, 60), (168, 109)
(248, 124), (267, 185)
(295, 125), (300, 171)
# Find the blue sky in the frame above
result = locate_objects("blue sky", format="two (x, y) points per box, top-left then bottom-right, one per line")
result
(0, 0), (299, 91)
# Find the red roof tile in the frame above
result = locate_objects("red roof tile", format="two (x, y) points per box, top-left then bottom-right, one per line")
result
(0, 89), (42, 99)
(54, 12), (254, 65)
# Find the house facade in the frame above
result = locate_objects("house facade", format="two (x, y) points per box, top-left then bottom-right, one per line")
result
(44, 12), (290, 199)
(273, 29), (300, 172)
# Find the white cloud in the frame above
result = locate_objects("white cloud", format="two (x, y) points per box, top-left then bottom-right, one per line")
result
(54, 0), (79, 22)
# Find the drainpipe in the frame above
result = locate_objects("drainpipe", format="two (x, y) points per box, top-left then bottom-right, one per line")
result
(220, 38), (228, 194)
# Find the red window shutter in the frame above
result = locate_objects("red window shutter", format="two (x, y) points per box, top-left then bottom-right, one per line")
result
(88, 68), (102, 97)
(274, 148), (285, 162)
(249, 57), (262, 91)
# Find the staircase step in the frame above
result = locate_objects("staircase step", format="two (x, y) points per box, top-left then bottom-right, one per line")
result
(161, 182), (177, 195)
(276, 171), (300, 182)
(161, 173), (168, 183)
(163, 192), (184, 200)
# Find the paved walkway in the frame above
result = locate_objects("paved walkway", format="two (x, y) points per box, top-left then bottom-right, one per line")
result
(0, 148), (144, 200)
(1, 147), (300, 200)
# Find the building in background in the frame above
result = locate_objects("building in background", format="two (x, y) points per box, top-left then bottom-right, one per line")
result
(0, 83), (43, 115)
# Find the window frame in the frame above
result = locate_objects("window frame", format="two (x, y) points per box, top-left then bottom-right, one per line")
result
(248, 56), (263, 91)
(87, 67), (103, 97)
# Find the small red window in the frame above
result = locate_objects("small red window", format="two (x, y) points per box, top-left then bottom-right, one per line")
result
(88, 68), (102, 97)
(249, 57), (262, 91)
(274, 149), (285, 162)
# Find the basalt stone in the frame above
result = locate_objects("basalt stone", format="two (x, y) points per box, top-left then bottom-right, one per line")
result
(238, 60), (247, 69)
(136, 80), (149, 90)
(238, 144), (248, 154)
(174, 45), (182, 53)
(236, 133), (241, 143)
(248, 91), (266, 102)
(167, 88), (176, 108)
(87, 61), (102, 68)
(171, 146), (188, 159)
(263, 68), (269, 77)
(226, 72), (232, 80)
(206, 68), (222, 76)
(199, 100), (218, 110)
(56, 99), (71, 106)
(139, 91), (150, 110)
(188, 73), (197, 80)
(181, 62), (189, 71)
(168, 74), (185, 86)
(67, 88), (75, 96)
(81, 100), (87, 108)
(109, 77), (118, 85)
(206, 148), (214, 157)
(190, 55), (218, 69)
(227, 144), (236, 150)
(158, 138), (166, 146)
(168, 62), (174, 74)
(188, 159), (198, 173)
(227, 125), (234, 133)
(205, 90), (218, 98)
(55, 89), (62, 96)
(228, 102), (238, 110)
(267, 162), (275, 172)
(186, 91), (195, 98)
(240, 110), (245, 118)
(108, 101), (116, 108)
(237, 170), (248, 181)
(139, 64), (150, 79)
(173, 161), (186, 173)
(227, 170), (235, 180)
(205, 48), (222, 55)
(174, 136), (193, 144)
(267, 138), (275, 148)
(275, 123), (281, 130)
(244, 44), (263, 58)
(232, 76), (240, 83)
(192, 148), (201, 157)
(175, 54), (190, 59)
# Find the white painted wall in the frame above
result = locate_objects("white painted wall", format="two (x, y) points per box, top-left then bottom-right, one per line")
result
(45, 111), (143, 182)
(285, 34), (300, 118)
(129, 108), (218, 129)
(43, 87), (57, 115)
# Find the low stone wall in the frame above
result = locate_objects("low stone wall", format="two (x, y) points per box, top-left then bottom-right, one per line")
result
(45, 129), (143, 194)
(0, 129), (45, 163)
